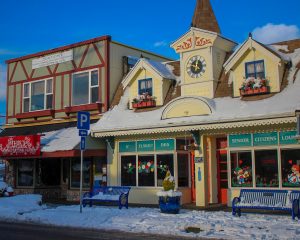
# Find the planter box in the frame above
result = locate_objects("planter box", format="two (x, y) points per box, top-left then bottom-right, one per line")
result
(64, 102), (102, 115)
(15, 109), (55, 120)
(240, 86), (270, 96)
(132, 100), (156, 109)
(158, 196), (181, 214)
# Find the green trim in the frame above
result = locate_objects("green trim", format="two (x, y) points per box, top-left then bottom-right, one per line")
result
(253, 132), (278, 146)
(229, 134), (252, 147)
(137, 140), (154, 152)
(119, 141), (136, 153)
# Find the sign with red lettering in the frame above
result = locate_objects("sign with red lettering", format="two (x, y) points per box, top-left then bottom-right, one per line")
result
(0, 135), (41, 157)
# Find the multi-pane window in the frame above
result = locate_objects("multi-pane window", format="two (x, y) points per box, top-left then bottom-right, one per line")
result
(245, 60), (265, 78)
(281, 149), (300, 188)
(23, 79), (53, 112)
(231, 151), (253, 187)
(255, 150), (279, 187)
(120, 153), (182, 188)
(138, 78), (152, 96)
(17, 160), (34, 187)
(72, 69), (99, 105)
(70, 159), (91, 188)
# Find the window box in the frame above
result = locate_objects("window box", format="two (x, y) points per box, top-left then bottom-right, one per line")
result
(15, 109), (55, 120)
(64, 102), (102, 115)
(132, 100), (156, 109)
(240, 86), (270, 96)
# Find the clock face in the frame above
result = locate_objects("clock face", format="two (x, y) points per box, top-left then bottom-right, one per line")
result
(186, 56), (206, 78)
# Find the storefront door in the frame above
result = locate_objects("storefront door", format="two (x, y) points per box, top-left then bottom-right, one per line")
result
(216, 138), (228, 204)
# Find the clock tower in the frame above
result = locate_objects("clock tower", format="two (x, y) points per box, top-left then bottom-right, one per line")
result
(171, 0), (236, 99)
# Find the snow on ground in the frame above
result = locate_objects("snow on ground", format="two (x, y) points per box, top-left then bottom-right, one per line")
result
(0, 195), (300, 239)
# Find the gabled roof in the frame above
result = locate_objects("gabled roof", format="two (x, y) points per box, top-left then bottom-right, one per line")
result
(191, 0), (221, 33)
(224, 36), (290, 73)
(122, 58), (176, 89)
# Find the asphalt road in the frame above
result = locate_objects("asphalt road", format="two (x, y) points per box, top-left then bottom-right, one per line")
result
(0, 220), (205, 240)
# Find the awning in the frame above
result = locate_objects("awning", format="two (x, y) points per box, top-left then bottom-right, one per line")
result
(0, 121), (106, 158)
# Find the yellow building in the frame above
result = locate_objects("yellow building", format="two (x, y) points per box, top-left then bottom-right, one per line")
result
(92, 0), (300, 207)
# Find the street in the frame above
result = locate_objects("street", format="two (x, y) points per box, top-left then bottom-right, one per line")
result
(0, 220), (201, 240)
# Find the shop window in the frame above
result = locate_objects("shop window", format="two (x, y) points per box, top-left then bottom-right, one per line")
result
(138, 155), (154, 187)
(245, 60), (265, 79)
(255, 150), (278, 187)
(230, 151), (252, 187)
(72, 69), (99, 106)
(17, 160), (34, 187)
(93, 157), (107, 187)
(281, 149), (300, 187)
(138, 78), (152, 96)
(121, 156), (136, 186)
(70, 159), (91, 188)
(23, 79), (53, 112)
(35, 159), (60, 187)
(157, 154), (174, 187)
(178, 154), (189, 187)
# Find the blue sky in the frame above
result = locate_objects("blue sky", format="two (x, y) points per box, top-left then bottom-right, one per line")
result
(0, 0), (299, 125)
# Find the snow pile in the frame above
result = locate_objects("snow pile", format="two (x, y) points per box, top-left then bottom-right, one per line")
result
(0, 194), (43, 220)
(1, 194), (300, 239)
(156, 190), (182, 197)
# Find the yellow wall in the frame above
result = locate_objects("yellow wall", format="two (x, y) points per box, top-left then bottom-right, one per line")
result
(128, 68), (169, 108)
(232, 48), (284, 97)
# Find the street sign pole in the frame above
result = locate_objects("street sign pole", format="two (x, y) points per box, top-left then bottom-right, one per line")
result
(77, 111), (90, 214)
(80, 149), (83, 213)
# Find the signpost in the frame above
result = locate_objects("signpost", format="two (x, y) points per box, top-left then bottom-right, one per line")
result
(77, 111), (90, 213)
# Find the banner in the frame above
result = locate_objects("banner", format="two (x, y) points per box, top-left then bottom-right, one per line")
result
(0, 135), (41, 157)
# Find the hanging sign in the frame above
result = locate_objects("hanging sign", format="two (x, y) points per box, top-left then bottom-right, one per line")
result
(253, 132), (278, 146)
(228, 134), (252, 148)
(279, 131), (298, 145)
(0, 135), (41, 157)
(32, 50), (73, 69)
(155, 139), (175, 151)
(119, 141), (136, 153)
(137, 140), (154, 152)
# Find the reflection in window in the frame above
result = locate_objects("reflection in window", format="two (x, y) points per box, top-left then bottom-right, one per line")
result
(231, 151), (252, 187)
(72, 70), (99, 105)
(70, 159), (91, 188)
(138, 78), (152, 96)
(178, 154), (189, 187)
(121, 156), (136, 186)
(157, 154), (174, 186)
(35, 159), (60, 187)
(138, 155), (154, 187)
(281, 149), (300, 187)
(17, 160), (34, 187)
(255, 150), (278, 187)
(245, 60), (265, 79)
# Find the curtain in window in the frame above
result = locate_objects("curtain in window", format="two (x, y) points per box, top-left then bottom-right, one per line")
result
(31, 81), (45, 111)
(72, 72), (89, 105)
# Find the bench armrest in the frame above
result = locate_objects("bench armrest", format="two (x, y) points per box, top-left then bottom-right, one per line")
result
(232, 197), (241, 208)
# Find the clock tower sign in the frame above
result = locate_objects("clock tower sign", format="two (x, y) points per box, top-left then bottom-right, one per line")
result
(171, 0), (236, 99)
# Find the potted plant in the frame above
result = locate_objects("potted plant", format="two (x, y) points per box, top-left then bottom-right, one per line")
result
(156, 170), (182, 214)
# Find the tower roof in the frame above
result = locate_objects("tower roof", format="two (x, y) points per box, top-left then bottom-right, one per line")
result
(191, 0), (221, 33)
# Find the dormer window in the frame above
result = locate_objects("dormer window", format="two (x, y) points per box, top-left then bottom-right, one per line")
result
(245, 60), (265, 79)
(138, 78), (152, 96)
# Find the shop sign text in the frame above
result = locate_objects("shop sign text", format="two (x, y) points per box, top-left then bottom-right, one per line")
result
(0, 135), (41, 157)
(119, 141), (136, 153)
(32, 50), (73, 69)
(155, 139), (175, 151)
(229, 134), (252, 147)
(137, 140), (154, 152)
(253, 132), (278, 146)
(279, 131), (298, 145)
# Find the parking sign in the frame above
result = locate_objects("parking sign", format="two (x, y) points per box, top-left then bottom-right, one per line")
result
(77, 112), (90, 130)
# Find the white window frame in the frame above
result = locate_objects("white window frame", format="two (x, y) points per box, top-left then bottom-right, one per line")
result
(71, 69), (99, 106)
(23, 78), (53, 113)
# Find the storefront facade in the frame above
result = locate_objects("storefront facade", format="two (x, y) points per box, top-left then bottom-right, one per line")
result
(1, 34), (171, 201)
(92, 0), (300, 207)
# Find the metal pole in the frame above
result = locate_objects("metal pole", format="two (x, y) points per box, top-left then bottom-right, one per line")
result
(80, 149), (83, 213)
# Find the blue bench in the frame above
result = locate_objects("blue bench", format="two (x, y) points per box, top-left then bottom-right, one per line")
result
(82, 186), (131, 209)
(232, 189), (300, 219)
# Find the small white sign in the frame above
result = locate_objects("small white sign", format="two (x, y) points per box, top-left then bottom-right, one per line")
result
(32, 50), (73, 69)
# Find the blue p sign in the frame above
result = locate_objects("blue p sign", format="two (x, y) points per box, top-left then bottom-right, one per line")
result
(77, 112), (90, 130)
